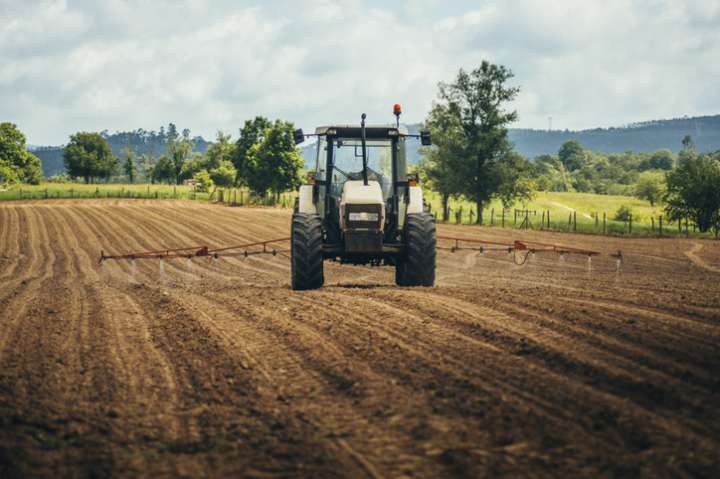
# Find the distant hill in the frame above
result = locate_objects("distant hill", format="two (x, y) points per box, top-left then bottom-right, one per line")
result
(508, 115), (720, 158)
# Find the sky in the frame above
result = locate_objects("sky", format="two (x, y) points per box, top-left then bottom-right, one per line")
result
(1, 0), (719, 145)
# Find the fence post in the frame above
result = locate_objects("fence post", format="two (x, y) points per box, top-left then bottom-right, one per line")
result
(456, 206), (462, 224)
(525, 209), (530, 229)
(469, 209), (475, 224)
(651, 216), (655, 233)
(595, 212), (599, 229)
(603, 212), (606, 235)
(573, 211), (577, 232)
(541, 210), (545, 230)
(502, 209), (505, 228)
(491, 208), (495, 226)
(629, 213), (633, 235)
(659, 215), (663, 236)
(685, 216), (689, 237)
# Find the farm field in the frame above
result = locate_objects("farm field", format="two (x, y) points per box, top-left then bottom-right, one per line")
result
(0, 200), (719, 477)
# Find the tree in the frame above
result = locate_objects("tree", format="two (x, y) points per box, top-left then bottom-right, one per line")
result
(63, 132), (117, 183)
(209, 160), (237, 188)
(122, 147), (137, 183)
(664, 151), (720, 234)
(193, 169), (214, 193)
(152, 155), (176, 184)
(205, 131), (235, 170)
(494, 151), (535, 207)
(168, 137), (193, 184)
(635, 170), (665, 206)
(640, 149), (674, 171)
(246, 120), (303, 200)
(419, 103), (465, 221)
(558, 140), (586, 172)
(233, 116), (271, 186)
(0, 122), (43, 185)
(431, 62), (523, 223)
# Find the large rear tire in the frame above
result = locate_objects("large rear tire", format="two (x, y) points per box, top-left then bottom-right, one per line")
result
(291, 213), (324, 290)
(396, 213), (436, 287)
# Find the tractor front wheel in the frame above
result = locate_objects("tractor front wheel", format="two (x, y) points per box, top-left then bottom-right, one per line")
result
(396, 213), (436, 287)
(291, 213), (324, 290)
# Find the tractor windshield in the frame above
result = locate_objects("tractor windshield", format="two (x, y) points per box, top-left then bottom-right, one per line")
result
(331, 138), (393, 197)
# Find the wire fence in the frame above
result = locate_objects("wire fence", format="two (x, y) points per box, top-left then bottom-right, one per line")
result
(429, 204), (715, 239)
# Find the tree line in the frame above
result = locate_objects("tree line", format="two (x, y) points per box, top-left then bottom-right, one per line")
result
(61, 118), (303, 199)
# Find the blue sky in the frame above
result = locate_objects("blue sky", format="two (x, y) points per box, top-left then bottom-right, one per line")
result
(1, 0), (719, 145)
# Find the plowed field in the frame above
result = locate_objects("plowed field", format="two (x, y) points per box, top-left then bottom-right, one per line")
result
(1, 200), (719, 478)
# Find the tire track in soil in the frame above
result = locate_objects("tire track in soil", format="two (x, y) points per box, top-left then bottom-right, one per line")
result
(51, 205), (189, 464)
(300, 287), (720, 469)
(124, 284), (345, 477)
(67, 203), (341, 475)
(373, 288), (720, 436)
(160, 288), (438, 477)
(685, 242), (720, 274)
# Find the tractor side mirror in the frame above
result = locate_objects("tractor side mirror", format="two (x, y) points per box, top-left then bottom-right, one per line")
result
(420, 131), (432, 146)
(294, 128), (305, 145)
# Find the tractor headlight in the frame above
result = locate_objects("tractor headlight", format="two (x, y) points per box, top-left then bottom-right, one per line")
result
(348, 212), (379, 222)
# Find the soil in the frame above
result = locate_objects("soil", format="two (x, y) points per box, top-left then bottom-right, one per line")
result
(0, 200), (719, 478)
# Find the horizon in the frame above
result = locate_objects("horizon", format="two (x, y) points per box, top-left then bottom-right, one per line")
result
(3, 0), (719, 145)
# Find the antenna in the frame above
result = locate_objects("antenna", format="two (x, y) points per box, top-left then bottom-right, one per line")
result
(360, 113), (368, 186)
(548, 116), (553, 132)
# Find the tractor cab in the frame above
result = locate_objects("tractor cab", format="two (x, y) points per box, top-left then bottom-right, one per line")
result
(291, 107), (436, 290)
(312, 125), (409, 246)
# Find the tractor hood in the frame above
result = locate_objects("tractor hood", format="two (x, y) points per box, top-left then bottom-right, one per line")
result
(339, 180), (385, 231)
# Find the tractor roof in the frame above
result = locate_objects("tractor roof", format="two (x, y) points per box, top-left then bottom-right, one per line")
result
(315, 125), (409, 138)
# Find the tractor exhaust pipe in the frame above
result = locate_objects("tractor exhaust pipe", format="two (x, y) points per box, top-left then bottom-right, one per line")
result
(360, 113), (368, 186)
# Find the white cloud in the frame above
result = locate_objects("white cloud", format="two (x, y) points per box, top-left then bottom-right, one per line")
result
(0, 0), (718, 144)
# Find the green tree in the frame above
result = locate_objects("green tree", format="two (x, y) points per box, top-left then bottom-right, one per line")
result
(209, 160), (237, 188)
(233, 116), (271, 186)
(419, 103), (465, 221)
(0, 122), (43, 185)
(63, 132), (117, 183)
(122, 147), (137, 183)
(205, 131), (235, 170)
(192, 169), (214, 193)
(494, 151), (535, 207)
(168, 137), (193, 184)
(152, 155), (176, 184)
(246, 120), (303, 200)
(635, 170), (665, 206)
(432, 62), (523, 223)
(640, 149), (674, 171)
(664, 151), (720, 234)
(558, 140), (586, 172)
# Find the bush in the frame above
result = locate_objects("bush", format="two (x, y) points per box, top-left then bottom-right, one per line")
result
(209, 160), (237, 187)
(614, 205), (636, 222)
(193, 169), (214, 193)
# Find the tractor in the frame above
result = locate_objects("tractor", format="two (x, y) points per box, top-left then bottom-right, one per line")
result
(291, 105), (436, 290)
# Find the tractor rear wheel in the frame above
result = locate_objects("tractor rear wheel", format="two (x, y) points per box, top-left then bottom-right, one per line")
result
(291, 213), (324, 290)
(396, 213), (436, 287)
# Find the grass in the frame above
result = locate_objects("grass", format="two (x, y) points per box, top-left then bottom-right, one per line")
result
(424, 190), (707, 237)
(0, 183), (297, 207)
(0, 182), (709, 237)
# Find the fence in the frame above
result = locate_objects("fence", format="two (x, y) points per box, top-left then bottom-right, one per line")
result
(428, 203), (711, 238)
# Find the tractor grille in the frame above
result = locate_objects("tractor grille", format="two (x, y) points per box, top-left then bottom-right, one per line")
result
(344, 204), (382, 230)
